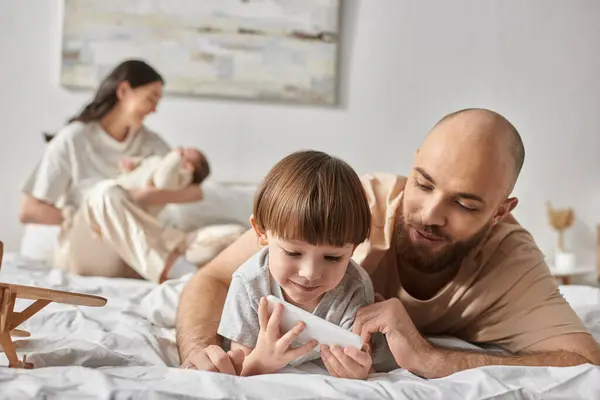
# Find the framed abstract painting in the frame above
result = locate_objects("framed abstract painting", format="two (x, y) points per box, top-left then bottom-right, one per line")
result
(60, 0), (342, 105)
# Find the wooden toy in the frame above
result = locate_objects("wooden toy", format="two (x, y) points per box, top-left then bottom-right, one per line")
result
(0, 241), (107, 368)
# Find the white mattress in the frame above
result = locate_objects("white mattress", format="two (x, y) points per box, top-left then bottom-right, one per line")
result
(1, 253), (600, 399)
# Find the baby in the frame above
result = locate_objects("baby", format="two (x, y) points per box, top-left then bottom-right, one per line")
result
(58, 146), (213, 258)
(116, 147), (210, 215)
(217, 150), (379, 378)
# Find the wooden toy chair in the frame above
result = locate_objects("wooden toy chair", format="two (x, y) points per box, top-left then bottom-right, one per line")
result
(0, 241), (107, 368)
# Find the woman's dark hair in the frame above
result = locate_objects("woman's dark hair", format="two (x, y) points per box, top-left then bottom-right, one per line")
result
(45, 60), (164, 142)
(70, 59), (164, 124)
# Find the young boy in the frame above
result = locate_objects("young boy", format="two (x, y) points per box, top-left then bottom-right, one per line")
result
(217, 150), (378, 378)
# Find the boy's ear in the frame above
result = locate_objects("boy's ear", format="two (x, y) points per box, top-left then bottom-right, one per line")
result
(249, 215), (268, 246)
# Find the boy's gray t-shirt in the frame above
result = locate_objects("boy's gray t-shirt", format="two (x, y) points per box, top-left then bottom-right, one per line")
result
(217, 247), (375, 366)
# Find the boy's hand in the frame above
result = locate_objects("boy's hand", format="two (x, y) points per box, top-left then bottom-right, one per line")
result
(241, 297), (318, 376)
(320, 343), (373, 379)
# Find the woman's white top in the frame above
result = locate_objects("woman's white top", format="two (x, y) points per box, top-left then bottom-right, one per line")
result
(22, 121), (171, 209)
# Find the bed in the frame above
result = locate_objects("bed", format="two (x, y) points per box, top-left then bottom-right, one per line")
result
(0, 253), (599, 400)
(6, 181), (600, 399)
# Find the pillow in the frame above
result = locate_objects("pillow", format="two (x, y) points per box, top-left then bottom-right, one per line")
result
(160, 180), (257, 232)
(19, 224), (61, 264)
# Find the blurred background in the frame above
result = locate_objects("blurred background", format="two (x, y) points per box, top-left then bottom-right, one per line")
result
(0, 0), (598, 282)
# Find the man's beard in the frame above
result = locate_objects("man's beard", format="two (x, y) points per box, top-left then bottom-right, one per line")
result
(396, 216), (491, 274)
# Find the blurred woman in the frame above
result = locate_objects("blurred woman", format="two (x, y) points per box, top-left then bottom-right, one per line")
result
(20, 59), (213, 282)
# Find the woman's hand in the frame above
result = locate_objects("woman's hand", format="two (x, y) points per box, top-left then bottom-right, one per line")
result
(119, 158), (137, 172)
(241, 297), (318, 376)
(175, 185), (204, 203)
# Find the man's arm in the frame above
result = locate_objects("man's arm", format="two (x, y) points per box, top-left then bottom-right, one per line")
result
(175, 228), (260, 362)
(354, 298), (600, 379)
(420, 332), (600, 379)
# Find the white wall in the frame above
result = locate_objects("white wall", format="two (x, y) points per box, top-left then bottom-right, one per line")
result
(0, 0), (599, 275)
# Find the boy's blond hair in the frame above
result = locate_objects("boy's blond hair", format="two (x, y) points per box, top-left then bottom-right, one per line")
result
(253, 150), (371, 247)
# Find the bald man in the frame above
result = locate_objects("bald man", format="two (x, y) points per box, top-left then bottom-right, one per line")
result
(175, 109), (600, 378)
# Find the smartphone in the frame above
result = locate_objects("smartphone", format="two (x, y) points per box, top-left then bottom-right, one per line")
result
(266, 295), (363, 350)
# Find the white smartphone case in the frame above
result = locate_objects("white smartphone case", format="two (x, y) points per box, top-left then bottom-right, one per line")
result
(266, 295), (363, 350)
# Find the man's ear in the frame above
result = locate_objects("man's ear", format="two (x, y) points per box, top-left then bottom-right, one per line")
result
(492, 197), (519, 225)
(249, 215), (268, 246)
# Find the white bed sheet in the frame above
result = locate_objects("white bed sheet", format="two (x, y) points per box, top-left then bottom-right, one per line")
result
(1, 253), (600, 399)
